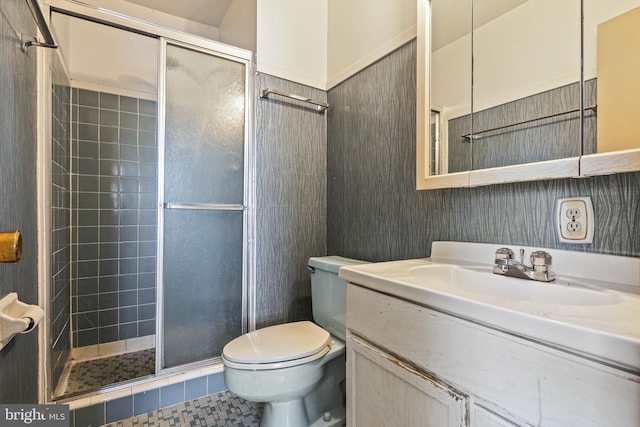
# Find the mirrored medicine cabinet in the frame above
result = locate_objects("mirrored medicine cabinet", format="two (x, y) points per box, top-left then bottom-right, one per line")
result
(417, 0), (640, 190)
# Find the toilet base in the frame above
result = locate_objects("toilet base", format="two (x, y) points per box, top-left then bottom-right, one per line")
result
(261, 401), (346, 427)
(261, 399), (308, 427)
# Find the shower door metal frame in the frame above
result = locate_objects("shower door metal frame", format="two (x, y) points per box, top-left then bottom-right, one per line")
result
(156, 37), (256, 375)
(45, 0), (256, 383)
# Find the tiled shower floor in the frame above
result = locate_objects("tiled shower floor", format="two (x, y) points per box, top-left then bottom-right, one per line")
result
(61, 349), (156, 396)
(102, 391), (262, 427)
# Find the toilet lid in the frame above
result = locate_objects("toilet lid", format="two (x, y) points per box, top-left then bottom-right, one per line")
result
(222, 321), (331, 366)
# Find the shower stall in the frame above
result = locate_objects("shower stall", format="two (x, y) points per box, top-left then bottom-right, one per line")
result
(48, 3), (254, 400)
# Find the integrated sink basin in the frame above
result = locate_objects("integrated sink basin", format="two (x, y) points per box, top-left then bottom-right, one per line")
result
(408, 264), (622, 306)
(340, 241), (640, 371)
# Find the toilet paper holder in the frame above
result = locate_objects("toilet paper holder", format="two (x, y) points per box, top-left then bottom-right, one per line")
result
(0, 292), (44, 351)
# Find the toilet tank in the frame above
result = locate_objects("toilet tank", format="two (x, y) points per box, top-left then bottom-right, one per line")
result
(308, 256), (368, 341)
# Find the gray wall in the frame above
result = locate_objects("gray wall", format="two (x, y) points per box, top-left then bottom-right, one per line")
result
(0, 0), (39, 403)
(447, 79), (597, 172)
(327, 40), (640, 262)
(255, 73), (328, 328)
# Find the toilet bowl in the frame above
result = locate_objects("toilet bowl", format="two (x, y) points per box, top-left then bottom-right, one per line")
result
(223, 321), (346, 427)
(222, 256), (367, 427)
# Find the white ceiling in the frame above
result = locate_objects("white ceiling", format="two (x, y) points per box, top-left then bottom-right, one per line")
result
(432, 0), (528, 51)
(123, 0), (233, 27)
(122, 0), (526, 52)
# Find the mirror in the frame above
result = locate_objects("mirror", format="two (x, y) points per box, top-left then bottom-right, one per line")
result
(417, 0), (640, 190)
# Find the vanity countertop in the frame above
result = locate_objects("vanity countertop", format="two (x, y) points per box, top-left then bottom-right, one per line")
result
(340, 241), (640, 372)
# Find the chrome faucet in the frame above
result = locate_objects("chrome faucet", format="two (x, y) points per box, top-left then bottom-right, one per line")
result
(493, 248), (555, 282)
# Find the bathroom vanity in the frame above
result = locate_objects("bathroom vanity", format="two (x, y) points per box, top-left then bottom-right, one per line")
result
(340, 242), (640, 427)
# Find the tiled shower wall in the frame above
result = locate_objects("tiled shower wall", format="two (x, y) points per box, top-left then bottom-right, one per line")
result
(327, 40), (640, 262)
(51, 51), (72, 388)
(71, 88), (158, 347)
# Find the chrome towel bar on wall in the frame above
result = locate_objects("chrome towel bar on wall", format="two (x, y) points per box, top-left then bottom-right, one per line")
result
(462, 105), (598, 141)
(260, 88), (329, 113)
(22, 0), (58, 52)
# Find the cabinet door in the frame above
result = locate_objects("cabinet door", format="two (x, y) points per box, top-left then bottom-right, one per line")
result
(347, 334), (466, 427)
(471, 405), (524, 427)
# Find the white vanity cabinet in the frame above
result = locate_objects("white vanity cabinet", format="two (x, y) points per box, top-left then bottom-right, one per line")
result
(347, 334), (466, 427)
(345, 283), (640, 427)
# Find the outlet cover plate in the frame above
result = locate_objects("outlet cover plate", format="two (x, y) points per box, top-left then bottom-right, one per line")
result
(556, 197), (594, 244)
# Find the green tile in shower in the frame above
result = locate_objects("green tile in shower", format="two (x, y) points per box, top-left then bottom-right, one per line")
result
(99, 142), (120, 160)
(138, 288), (155, 304)
(98, 276), (119, 293)
(138, 130), (156, 147)
(78, 140), (99, 158)
(77, 157), (99, 175)
(100, 126), (119, 143)
(138, 304), (155, 320)
(99, 309), (118, 327)
(99, 159), (120, 176)
(139, 319), (155, 336)
(121, 144), (139, 161)
(120, 96), (138, 113)
(76, 243), (98, 260)
(120, 210), (138, 225)
(99, 292), (119, 310)
(77, 209), (99, 226)
(120, 112), (138, 130)
(120, 161), (139, 177)
(100, 92), (119, 110)
(76, 278), (98, 295)
(119, 259), (138, 275)
(139, 146), (156, 162)
(100, 109), (119, 127)
(119, 306), (137, 323)
(139, 99), (156, 115)
(120, 128), (137, 145)
(78, 106), (99, 124)
(119, 322), (138, 340)
(78, 123), (98, 141)
(99, 326), (118, 343)
(138, 257), (155, 274)
(119, 274), (138, 290)
(139, 115), (156, 132)
(118, 177), (137, 193)
(77, 89), (99, 107)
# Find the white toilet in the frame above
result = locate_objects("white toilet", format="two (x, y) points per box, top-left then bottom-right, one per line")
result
(222, 256), (366, 427)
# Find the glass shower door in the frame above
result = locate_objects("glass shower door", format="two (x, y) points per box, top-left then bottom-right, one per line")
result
(158, 40), (248, 370)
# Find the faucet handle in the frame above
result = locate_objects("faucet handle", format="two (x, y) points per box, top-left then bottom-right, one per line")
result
(530, 250), (551, 265)
(530, 251), (552, 271)
(494, 247), (515, 263)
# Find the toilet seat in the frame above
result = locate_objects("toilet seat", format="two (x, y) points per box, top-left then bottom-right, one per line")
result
(222, 321), (331, 370)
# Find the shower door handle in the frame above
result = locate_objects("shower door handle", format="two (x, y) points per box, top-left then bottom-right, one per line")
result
(163, 203), (246, 211)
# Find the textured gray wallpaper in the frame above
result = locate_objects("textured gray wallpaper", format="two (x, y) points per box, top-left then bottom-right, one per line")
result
(448, 79), (597, 172)
(0, 0), (39, 403)
(327, 40), (640, 262)
(255, 73), (328, 328)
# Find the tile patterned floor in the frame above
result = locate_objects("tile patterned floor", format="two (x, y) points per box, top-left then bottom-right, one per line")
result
(62, 349), (156, 396)
(102, 391), (262, 427)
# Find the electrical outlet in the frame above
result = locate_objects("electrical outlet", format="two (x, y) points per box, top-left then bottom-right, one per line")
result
(556, 197), (594, 244)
